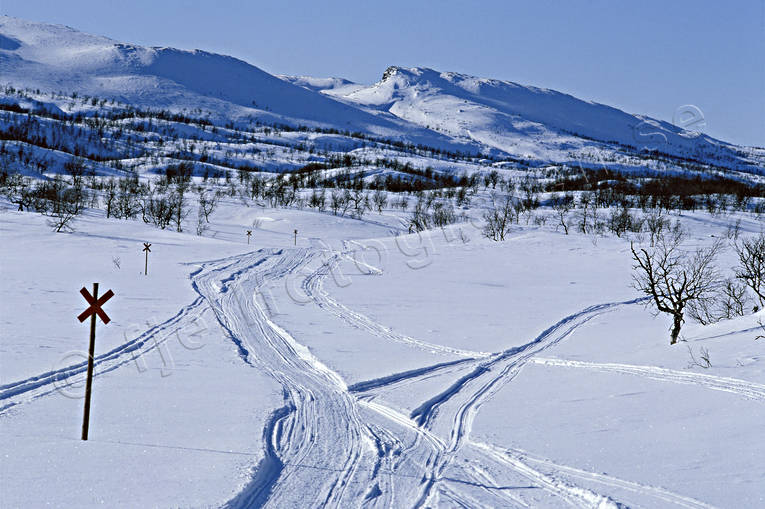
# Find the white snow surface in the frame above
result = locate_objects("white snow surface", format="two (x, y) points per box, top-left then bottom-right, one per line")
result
(1, 191), (764, 508)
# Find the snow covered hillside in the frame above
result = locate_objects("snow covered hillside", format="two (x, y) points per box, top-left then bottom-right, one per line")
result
(320, 66), (760, 168)
(2, 16), (763, 177)
(0, 16), (474, 154)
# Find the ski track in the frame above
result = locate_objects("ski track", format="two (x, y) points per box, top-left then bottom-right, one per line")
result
(348, 357), (478, 394)
(471, 442), (625, 509)
(0, 252), (258, 414)
(273, 245), (714, 508)
(191, 248), (426, 508)
(303, 251), (491, 359)
(483, 444), (717, 509)
(298, 245), (670, 507)
(409, 298), (647, 431)
(3, 244), (728, 508)
(531, 358), (765, 401)
(204, 247), (615, 508)
(405, 299), (647, 508)
(0, 295), (208, 414)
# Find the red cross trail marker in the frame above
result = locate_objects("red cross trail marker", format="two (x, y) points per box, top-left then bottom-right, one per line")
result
(142, 243), (151, 276)
(246, 230), (252, 244)
(77, 283), (114, 441)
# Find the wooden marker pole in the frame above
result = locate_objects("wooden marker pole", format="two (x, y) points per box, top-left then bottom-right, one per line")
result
(143, 243), (151, 275)
(246, 230), (252, 244)
(294, 229), (298, 246)
(82, 282), (98, 441)
(77, 283), (114, 441)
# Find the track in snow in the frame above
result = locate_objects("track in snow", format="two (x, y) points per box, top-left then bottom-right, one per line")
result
(2, 244), (724, 508)
(295, 248), (715, 507)
(531, 357), (765, 401)
(0, 295), (207, 413)
(303, 251), (490, 359)
(206, 248), (644, 507)
(190, 249), (447, 508)
(405, 298), (647, 507)
(299, 247), (668, 506)
(481, 444), (716, 509)
(471, 442), (624, 509)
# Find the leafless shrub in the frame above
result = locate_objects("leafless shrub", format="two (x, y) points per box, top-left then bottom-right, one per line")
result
(734, 233), (765, 309)
(483, 195), (514, 241)
(196, 207), (209, 236)
(686, 344), (712, 369)
(170, 187), (189, 232)
(330, 189), (351, 216)
(143, 193), (174, 229)
(309, 190), (326, 211)
(631, 232), (723, 345)
(348, 190), (368, 219)
(719, 279), (750, 319)
(608, 206), (641, 237)
(644, 210), (669, 247)
(408, 200), (431, 232)
(42, 181), (82, 233)
(551, 194), (573, 235)
(1, 174), (33, 211)
(199, 190), (219, 223)
(726, 219), (742, 241)
(432, 202), (457, 228)
(115, 178), (141, 219)
(688, 278), (749, 324)
(372, 189), (387, 214)
(577, 193), (597, 233)
(103, 178), (118, 218)
(532, 213), (548, 227)
(46, 208), (77, 232)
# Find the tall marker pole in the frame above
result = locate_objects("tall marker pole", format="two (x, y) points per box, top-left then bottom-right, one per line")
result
(77, 283), (114, 441)
(143, 243), (151, 276)
(82, 282), (98, 441)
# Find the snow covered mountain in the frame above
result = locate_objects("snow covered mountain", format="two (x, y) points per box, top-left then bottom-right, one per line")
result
(282, 67), (764, 174)
(0, 16), (473, 153)
(1, 16), (763, 174)
(320, 66), (740, 161)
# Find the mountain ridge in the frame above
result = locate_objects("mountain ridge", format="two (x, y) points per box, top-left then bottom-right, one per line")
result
(1, 16), (763, 175)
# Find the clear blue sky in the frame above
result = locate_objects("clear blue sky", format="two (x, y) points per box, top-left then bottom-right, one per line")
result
(2, 0), (763, 146)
